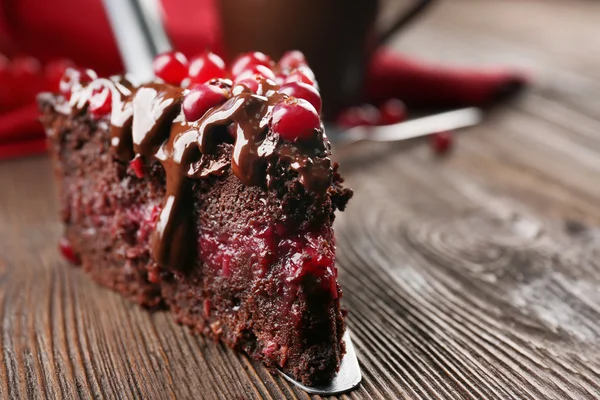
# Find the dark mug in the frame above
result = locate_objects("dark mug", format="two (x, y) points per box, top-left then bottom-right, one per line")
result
(218, 0), (434, 119)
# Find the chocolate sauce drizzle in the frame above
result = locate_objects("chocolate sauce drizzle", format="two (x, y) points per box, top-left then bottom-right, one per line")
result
(55, 76), (333, 272)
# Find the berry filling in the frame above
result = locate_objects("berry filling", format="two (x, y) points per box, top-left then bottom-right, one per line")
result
(199, 223), (338, 298)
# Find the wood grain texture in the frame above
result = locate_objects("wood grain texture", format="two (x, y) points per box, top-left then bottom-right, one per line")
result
(2, 1), (600, 398)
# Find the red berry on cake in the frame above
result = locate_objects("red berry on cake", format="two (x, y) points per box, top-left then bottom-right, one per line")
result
(89, 85), (112, 118)
(234, 64), (276, 83)
(183, 83), (229, 121)
(279, 81), (322, 114)
(129, 155), (145, 178)
(153, 51), (189, 85)
(230, 51), (273, 78)
(285, 66), (317, 87)
(271, 97), (321, 141)
(234, 77), (260, 94)
(278, 50), (308, 71)
(59, 67), (97, 99)
(188, 51), (227, 84)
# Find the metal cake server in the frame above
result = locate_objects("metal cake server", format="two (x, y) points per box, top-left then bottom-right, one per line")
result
(325, 107), (483, 145)
(279, 330), (362, 395)
(101, 0), (363, 395)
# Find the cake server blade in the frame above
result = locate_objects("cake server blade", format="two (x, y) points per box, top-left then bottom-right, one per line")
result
(326, 107), (483, 145)
(278, 329), (362, 395)
(102, 0), (172, 83)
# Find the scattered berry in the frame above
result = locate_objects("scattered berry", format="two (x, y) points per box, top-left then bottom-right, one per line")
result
(129, 155), (145, 178)
(44, 58), (75, 91)
(183, 83), (229, 121)
(188, 51), (226, 84)
(278, 50), (307, 71)
(59, 67), (97, 99)
(271, 97), (320, 142)
(89, 85), (112, 118)
(430, 131), (454, 155)
(285, 66), (316, 86)
(234, 64), (276, 82)
(152, 51), (189, 85)
(337, 105), (379, 127)
(58, 237), (81, 265)
(230, 52), (273, 78)
(379, 99), (406, 125)
(279, 82), (322, 114)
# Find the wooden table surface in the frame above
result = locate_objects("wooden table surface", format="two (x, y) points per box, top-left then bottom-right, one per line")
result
(2, 1), (600, 399)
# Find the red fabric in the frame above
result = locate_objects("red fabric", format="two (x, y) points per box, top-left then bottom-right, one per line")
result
(0, 0), (528, 160)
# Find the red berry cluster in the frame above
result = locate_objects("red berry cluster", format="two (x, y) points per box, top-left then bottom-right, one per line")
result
(0, 54), (78, 112)
(158, 50), (323, 143)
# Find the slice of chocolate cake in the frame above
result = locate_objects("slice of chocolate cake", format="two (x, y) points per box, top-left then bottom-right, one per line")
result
(38, 50), (352, 385)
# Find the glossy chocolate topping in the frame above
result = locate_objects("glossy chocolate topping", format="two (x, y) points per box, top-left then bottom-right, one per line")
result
(52, 74), (334, 272)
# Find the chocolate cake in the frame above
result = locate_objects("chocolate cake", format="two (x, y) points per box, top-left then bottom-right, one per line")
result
(38, 50), (352, 385)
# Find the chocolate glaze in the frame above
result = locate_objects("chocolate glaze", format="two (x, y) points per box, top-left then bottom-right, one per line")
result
(52, 75), (334, 272)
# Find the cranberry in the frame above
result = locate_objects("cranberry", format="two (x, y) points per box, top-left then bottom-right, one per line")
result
(429, 131), (454, 155)
(152, 51), (188, 85)
(278, 50), (307, 71)
(234, 64), (276, 82)
(44, 58), (75, 91)
(59, 67), (97, 99)
(188, 51), (226, 84)
(285, 66), (316, 86)
(89, 85), (112, 118)
(147, 265), (161, 284)
(234, 77), (260, 94)
(230, 51), (273, 77)
(337, 105), (379, 127)
(279, 82), (322, 114)
(58, 237), (81, 265)
(129, 155), (145, 178)
(183, 83), (229, 121)
(271, 97), (321, 142)
(379, 99), (406, 125)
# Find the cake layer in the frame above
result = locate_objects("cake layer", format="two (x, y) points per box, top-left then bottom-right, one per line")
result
(39, 94), (351, 384)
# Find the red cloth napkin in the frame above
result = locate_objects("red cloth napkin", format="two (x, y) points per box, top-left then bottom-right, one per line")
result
(0, 0), (527, 160)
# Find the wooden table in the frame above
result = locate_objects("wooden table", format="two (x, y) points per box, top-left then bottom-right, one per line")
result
(2, 1), (600, 399)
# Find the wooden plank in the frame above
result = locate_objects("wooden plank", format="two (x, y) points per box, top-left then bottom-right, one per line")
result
(2, 0), (600, 398)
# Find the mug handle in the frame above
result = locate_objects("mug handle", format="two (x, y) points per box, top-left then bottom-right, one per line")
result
(377, 0), (435, 45)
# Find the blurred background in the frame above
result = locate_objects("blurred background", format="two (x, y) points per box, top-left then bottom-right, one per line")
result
(0, 0), (547, 159)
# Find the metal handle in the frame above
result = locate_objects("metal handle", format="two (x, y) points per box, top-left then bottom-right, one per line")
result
(101, 0), (172, 82)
